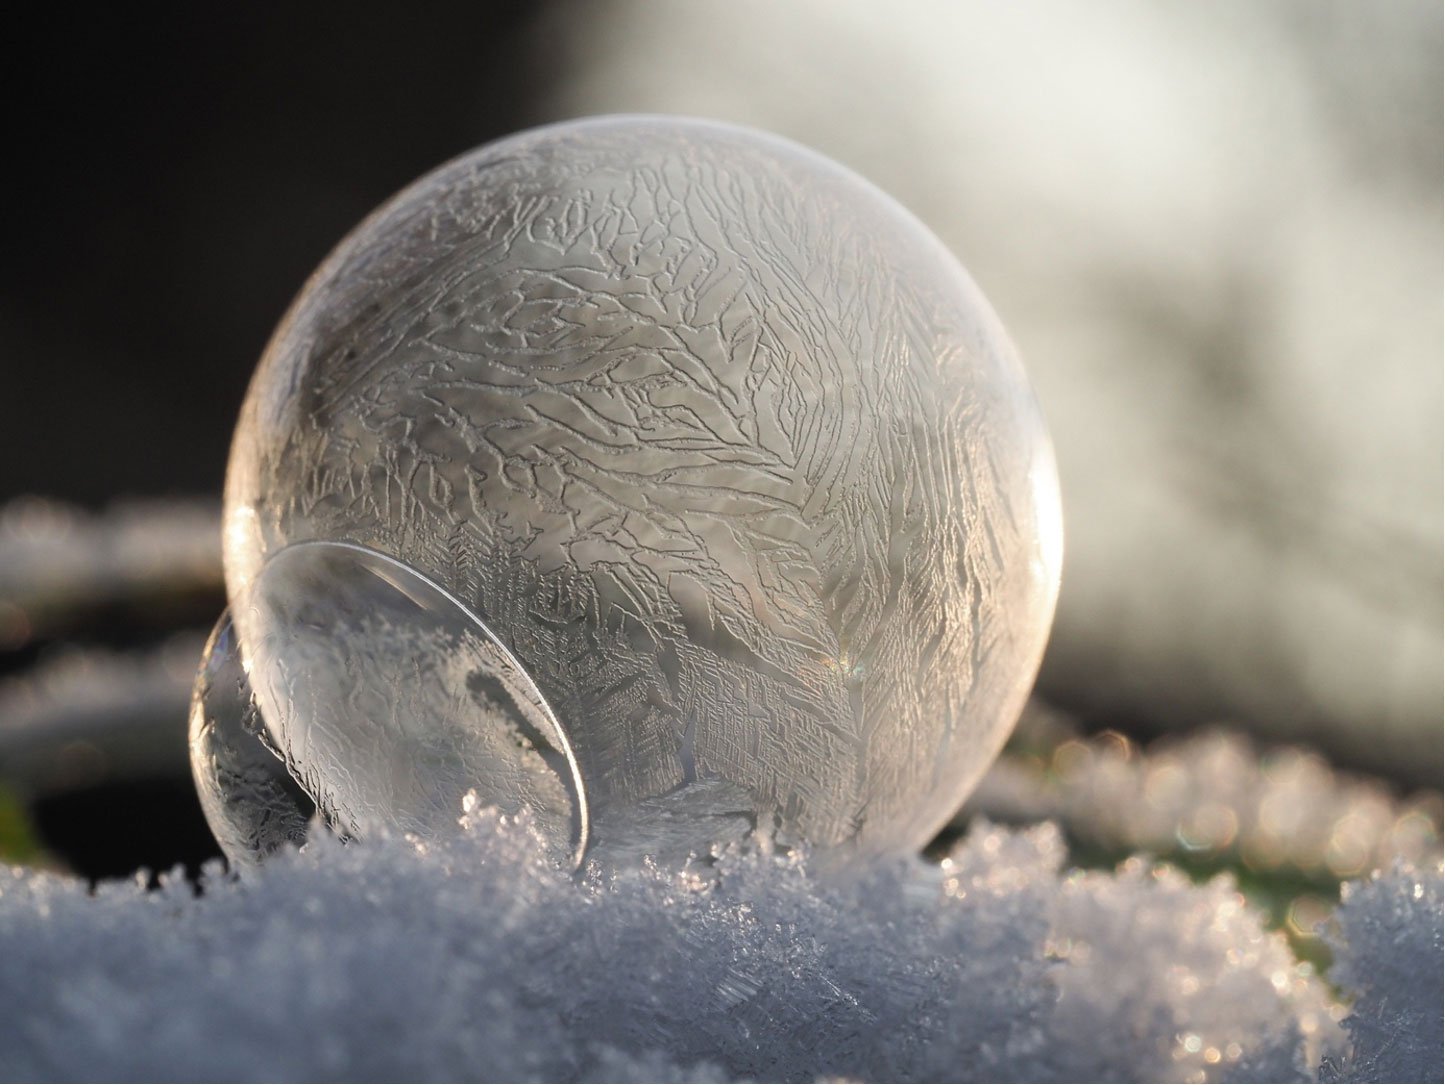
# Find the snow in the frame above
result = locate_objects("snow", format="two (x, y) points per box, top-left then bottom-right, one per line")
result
(3, 809), (1435, 1082)
(1321, 862), (1444, 1083)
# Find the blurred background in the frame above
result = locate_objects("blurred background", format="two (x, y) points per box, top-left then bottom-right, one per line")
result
(0, 0), (1439, 944)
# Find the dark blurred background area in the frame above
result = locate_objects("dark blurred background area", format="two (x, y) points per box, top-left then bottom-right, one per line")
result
(0, 2), (1439, 885)
(1, 3), (546, 504)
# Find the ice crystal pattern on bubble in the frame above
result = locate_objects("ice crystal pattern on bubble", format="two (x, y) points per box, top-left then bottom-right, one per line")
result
(222, 116), (1060, 861)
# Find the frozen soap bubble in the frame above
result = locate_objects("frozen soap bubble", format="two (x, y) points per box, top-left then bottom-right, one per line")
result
(190, 542), (586, 868)
(198, 115), (1062, 871)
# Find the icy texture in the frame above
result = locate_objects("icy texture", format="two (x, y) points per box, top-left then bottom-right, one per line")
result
(222, 116), (1061, 865)
(191, 543), (585, 868)
(1321, 862), (1444, 1083)
(1036, 858), (1338, 1082)
(188, 611), (314, 869)
(0, 814), (1389, 1083)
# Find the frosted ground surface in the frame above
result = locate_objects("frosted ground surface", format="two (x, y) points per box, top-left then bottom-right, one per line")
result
(1, 812), (1438, 1083)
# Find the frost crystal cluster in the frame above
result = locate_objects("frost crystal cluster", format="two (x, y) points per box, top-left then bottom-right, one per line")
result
(198, 116), (1062, 868)
(1321, 863), (1444, 1082)
(3, 815), (1439, 1082)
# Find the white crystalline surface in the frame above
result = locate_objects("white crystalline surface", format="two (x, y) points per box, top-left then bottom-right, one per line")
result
(1321, 862), (1444, 1083)
(224, 116), (1062, 866)
(3, 815), (1435, 1082)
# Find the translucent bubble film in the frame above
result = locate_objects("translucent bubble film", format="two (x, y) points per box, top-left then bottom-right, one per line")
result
(192, 542), (585, 868)
(205, 115), (1062, 869)
(189, 611), (315, 870)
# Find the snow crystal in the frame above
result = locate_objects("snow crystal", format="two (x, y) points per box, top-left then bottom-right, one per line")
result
(1321, 861), (1444, 1083)
(7, 810), (1428, 1083)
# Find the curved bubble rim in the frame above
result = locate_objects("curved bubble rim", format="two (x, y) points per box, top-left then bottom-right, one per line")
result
(240, 538), (592, 868)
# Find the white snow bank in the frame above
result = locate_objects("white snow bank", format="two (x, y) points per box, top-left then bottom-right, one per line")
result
(1321, 859), (1444, 1082)
(0, 813), (1437, 1082)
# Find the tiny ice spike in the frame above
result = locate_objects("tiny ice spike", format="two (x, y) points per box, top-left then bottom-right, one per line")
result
(203, 115), (1062, 868)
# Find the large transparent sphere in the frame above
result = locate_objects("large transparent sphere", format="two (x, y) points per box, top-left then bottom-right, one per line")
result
(207, 115), (1061, 869)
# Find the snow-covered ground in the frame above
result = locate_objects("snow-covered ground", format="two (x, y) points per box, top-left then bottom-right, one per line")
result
(1, 809), (1438, 1082)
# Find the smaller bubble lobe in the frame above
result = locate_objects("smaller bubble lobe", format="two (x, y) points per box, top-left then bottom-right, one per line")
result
(192, 116), (1062, 871)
